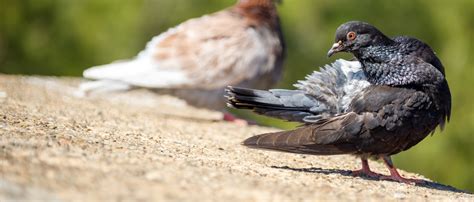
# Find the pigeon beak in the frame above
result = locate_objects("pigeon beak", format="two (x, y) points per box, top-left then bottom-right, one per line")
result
(327, 41), (343, 57)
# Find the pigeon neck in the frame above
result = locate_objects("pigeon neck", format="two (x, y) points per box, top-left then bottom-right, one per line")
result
(355, 44), (395, 80)
(356, 44), (444, 87)
(234, 0), (279, 28)
(356, 44), (396, 63)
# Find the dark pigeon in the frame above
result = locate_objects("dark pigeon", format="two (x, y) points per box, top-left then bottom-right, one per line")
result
(226, 21), (451, 184)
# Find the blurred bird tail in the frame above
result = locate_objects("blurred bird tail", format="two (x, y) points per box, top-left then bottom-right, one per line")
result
(79, 58), (190, 96)
(75, 80), (132, 97)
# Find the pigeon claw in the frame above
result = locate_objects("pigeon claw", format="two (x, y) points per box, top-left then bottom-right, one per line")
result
(222, 113), (250, 126)
(350, 158), (381, 179)
(351, 169), (382, 179)
(379, 155), (426, 185)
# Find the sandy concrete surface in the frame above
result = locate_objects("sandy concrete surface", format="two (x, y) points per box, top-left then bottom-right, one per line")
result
(0, 74), (472, 202)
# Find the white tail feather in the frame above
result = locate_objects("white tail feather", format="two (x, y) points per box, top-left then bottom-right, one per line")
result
(75, 80), (131, 97)
(82, 59), (190, 90)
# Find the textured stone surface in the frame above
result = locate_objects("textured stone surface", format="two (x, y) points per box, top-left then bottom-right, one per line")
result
(0, 75), (471, 201)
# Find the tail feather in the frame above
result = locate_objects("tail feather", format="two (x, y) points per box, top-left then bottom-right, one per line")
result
(242, 112), (365, 155)
(75, 80), (132, 97)
(227, 87), (285, 106)
(254, 109), (314, 122)
(81, 59), (190, 94)
(226, 86), (325, 122)
(242, 129), (350, 155)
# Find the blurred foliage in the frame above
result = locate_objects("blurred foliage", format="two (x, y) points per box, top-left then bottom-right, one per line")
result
(1, 0), (473, 192)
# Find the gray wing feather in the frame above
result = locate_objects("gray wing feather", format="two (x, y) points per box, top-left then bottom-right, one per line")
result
(227, 59), (371, 123)
(294, 59), (370, 114)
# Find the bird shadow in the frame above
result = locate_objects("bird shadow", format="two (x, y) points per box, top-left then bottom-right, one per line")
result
(271, 165), (471, 194)
(160, 113), (220, 124)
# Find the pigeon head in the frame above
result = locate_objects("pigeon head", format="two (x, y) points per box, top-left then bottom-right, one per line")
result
(237, 0), (281, 9)
(328, 21), (392, 57)
(235, 0), (281, 28)
(238, 0), (282, 6)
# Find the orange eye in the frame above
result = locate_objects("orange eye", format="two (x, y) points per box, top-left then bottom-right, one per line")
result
(347, 31), (357, 40)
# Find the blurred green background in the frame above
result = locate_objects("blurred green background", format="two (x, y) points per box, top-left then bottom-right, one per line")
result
(1, 0), (473, 192)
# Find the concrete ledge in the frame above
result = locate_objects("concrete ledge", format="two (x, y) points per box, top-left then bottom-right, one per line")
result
(0, 75), (471, 201)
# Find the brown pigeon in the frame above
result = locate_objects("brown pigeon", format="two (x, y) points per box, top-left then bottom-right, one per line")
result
(227, 21), (451, 184)
(79, 0), (285, 122)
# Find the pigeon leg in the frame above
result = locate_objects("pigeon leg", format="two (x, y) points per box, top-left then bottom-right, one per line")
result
(379, 155), (425, 184)
(351, 157), (381, 178)
(222, 113), (249, 126)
